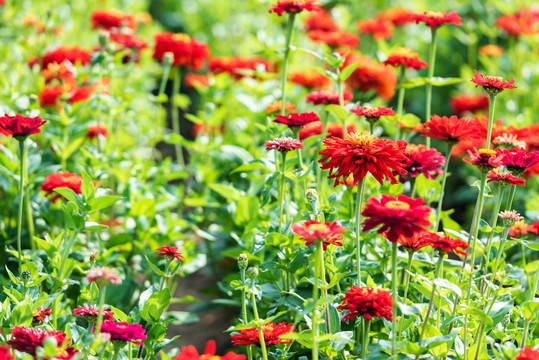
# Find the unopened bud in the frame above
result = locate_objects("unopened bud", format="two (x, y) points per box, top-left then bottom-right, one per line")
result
(305, 188), (318, 203)
(98, 31), (110, 47)
(90, 251), (98, 263)
(21, 270), (31, 280)
(246, 267), (258, 279)
(238, 253), (248, 270)
(163, 52), (174, 66)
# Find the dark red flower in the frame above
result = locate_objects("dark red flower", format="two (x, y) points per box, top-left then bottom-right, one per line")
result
(487, 170), (526, 187)
(422, 231), (469, 256)
(156, 245), (184, 261)
(450, 94), (489, 116)
(319, 132), (408, 186)
(412, 11), (462, 28)
(41, 172), (83, 202)
(274, 112), (320, 129)
(73, 303), (114, 322)
(379, 8), (414, 27)
(420, 115), (481, 144)
(399, 144), (445, 182)
(231, 322), (294, 347)
(0, 114), (46, 140)
(91, 9), (137, 32)
(350, 105), (395, 124)
(7, 326), (78, 358)
(397, 232), (433, 252)
(94, 321), (147, 345)
(292, 220), (346, 250)
(357, 17), (393, 40)
(304, 10), (339, 32)
(497, 149), (539, 174)
(173, 339), (246, 360)
(32, 307), (51, 323)
(509, 220), (539, 238)
(265, 137), (304, 153)
(289, 70), (330, 89)
(39, 45), (92, 69)
(209, 57), (275, 79)
(463, 148), (504, 172)
(185, 74), (211, 89)
(471, 70), (517, 96)
(0, 346), (13, 360)
(153, 33), (210, 71)
(268, 0), (321, 16)
(479, 45), (505, 57)
(87, 125), (108, 139)
(517, 347), (539, 360)
(308, 30), (359, 48)
(305, 90), (353, 105)
(338, 286), (393, 322)
(383, 47), (428, 70)
(362, 194), (432, 243)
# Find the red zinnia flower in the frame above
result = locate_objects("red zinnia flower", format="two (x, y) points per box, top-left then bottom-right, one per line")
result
(298, 122), (356, 140)
(308, 30), (360, 48)
(509, 220), (539, 238)
(173, 339), (246, 360)
(86, 267), (123, 286)
(463, 148), (504, 172)
(209, 57), (275, 79)
(42, 60), (76, 85)
(517, 347), (539, 360)
(421, 115), (481, 145)
(423, 231), (469, 256)
(41, 172), (83, 202)
(342, 52), (397, 100)
(91, 9), (137, 32)
(304, 10), (339, 32)
(305, 90), (353, 105)
(7, 326), (78, 358)
(486, 170), (526, 187)
(185, 74), (211, 89)
(399, 144), (445, 182)
(265, 137), (304, 153)
(350, 105), (396, 124)
(32, 307), (51, 323)
(73, 303), (114, 322)
(94, 321), (147, 345)
(156, 245), (185, 261)
(39, 85), (64, 108)
(319, 132), (408, 186)
(153, 33), (210, 71)
(0, 346), (13, 360)
(397, 233), (433, 252)
(496, 11), (537, 38)
(471, 70), (517, 96)
(383, 47), (428, 70)
(412, 11), (462, 28)
(362, 194), (432, 243)
(450, 94), (489, 116)
(268, 0), (321, 16)
(266, 100), (296, 114)
(87, 125), (108, 139)
(110, 33), (148, 63)
(292, 220), (346, 250)
(0, 114), (46, 140)
(338, 286), (393, 322)
(497, 149), (539, 174)
(479, 45), (505, 57)
(231, 322), (294, 347)
(379, 8), (414, 27)
(274, 112), (320, 129)
(289, 70), (330, 89)
(39, 45), (92, 69)
(357, 17), (393, 40)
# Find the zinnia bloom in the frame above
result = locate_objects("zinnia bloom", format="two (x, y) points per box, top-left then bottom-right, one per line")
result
(41, 172), (83, 202)
(383, 47), (428, 70)
(91, 9), (137, 32)
(517, 347), (539, 360)
(266, 100), (296, 114)
(298, 122), (356, 140)
(0, 114), (46, 140)
(412, 11), (462, 28)
(209, 57), (275, 79)
(509, 220), (539, 238)
(499, 210), (524, 227)
(362, 194), (432, 243)
(73, 303), (114, 322)
(357, 17), (393, 40)
(350, 105), (395, 124)
(450, 94), (489, 116)
(38, 45), (92, 69)
(308, 30), (360, 48)
(379, 8), (414, 27)
(305, 90), (353, 105)
(463, 148), (504, 172)
(110, 33), (148, 63)
(424, 231), (469, 256)
(399, 144), (445, 182)
(319, 132), (408, 186)
(342, 52), (397, 100)
(398, 233), (433, 252)
(156, 245), (185, 261)
(497, 149), (539, 174)
(231, 322), (294, 347)
(185, 74), (211, 89)
(39, 85), (64, 107)
(289, 70), (330, 89)
(496, 11), (537, 37)
(95, 321), (147, 345)
(173, 339), (246, 360)
(471, 70), (517, 96)
(421, 115), (481, 145)
(268, 0), (321, 16)
(86, 267), (123, 286)
(274, 112), (320, 129)
(7, 327), (77, 358)
(153, 33), (210, 71)
(479, 44), (504, 57)
(42, 60), (76, 85)
(265, 137), (304, 153)
(304, 10), (339, 32)
(493, 133), (527, 150)
(338, 286), (393, 322)
(87, 125), (108, 139)
(32, 307), (51, 323)
(486, 170), (526, 187)
(292, 220), (346, 250)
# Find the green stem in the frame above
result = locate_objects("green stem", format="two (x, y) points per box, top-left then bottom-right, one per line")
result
(485, 95), (497, 149)
(473, 324), (485, 360)
(355, 178), (366, 286)
(362, 319), (371, 359)
(240, 268), (253, 360)
(128, 342), (133, 360)
(391, 242), (398, 357)
(160, 260), (171, 290)
(433, 144), (453, 231)
(312, 241), (322, 360)
(418, 254), (443, 346)
(487, 227), (510, 298)
(94, 286), (107, 335)
(521, 321), (530, 350)
(481, 185), (505, 288)
(424, 28), (438, 149)
(395, 67), (406, 141)
(251, 283), (268, 360)
(280, 13), (296, 116)
(369, 122), (374, 135)
(23, 155), (35, 250)
(112, 345), (120, 360)
(16, 140), (25, 275)
(399, 251), (414, 336)
(278, 152), (287, 235)
(171, 66), (185, 166)
(58, 231), (78, 279)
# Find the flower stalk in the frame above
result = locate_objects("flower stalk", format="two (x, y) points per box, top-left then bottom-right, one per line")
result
(355, 178), (366, 286)
(171, 66), (185, 166)
(391, 241), (398, 357)
(485, 95), (497, 149)
(432, 144), (453, 231)
(16, 140), (25, 275)
(94, 286), (107, 336)
(424, 27), (438, 149)
(280, 14), (296, 116)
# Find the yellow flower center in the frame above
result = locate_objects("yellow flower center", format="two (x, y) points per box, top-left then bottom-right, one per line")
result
(426, 11), (444, 18)
(486, 76), (503, 82)
(201, 356), (220, 360)
(172, 33), (191, 42)
(478, 149), (497, 157)
(347, 132), (375, 146)
(512, 220), (526, 230)
(385, 200), (410, 210)
(308, 224), (329, 233)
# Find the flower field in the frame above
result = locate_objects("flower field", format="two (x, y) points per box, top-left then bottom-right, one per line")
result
(0, 0), (538, 359)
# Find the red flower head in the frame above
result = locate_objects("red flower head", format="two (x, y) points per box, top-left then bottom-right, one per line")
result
(496, 11), (537, 38)
(185, 74), (211, 89)
(471, 70), (517, 96)
(517, 347), (539, 360)
(379, 8), (414, 27)
(39, 45), (92, 69)
(232, 322), (294, 347)
(342, 52), (397, 100)
(298, 122), (356, 140)
(479, 45), (505, 57)
(87, 125), (108, 139)
(304, 10), (339, 32)
(308, 30), (360, 48)
(319, 132), (408, 186)
(7, 326), (78, 358)
(274, 112), (320, 129)
(362, 194), (432, 243)
(421, 115), (481, 145)
(292, 220), (346, 250)
(268, 0), (321, 16)
(357, 17), (393, 41)
(0, 114), (46, 140)
(73, 303), (114, 322)
(486, 170), (525, 187)
(153, 33), (210, 71)
(94, 321), (147, 345)
(32, 307), (51, 323)
(42, 60), (76, 85)
(398, 232), (433, 252)
(399, 144), (445, 182)
(266, 100), (296, 114)
(305, 90), (353, 105)
(110, 33), (148, 63)
(156, 245), (185, 261)
(209, 57), (275, 79)
(41, 172), (83, 202)
(173, 339), (246, 360)
(289, 70), (330, 89)
(265, 137), (304, 153)
(463, 148), (504, 172)
(86, 266), (123, 287)
(91, 9), (137, 32)
(350, 105), (396, 125)
(450, 94), (489, 116)
(497, 149), (539, 174)
(383, 47), (428, 70)
(412, 11), (462, 28)
(423, 231), (469, 256)
(327, 123), (357, 139)
(0, 346), (13, 360)
(39, 85), (64, 108)
(338, 286), (393, 322)
(509, 220), (539, 238)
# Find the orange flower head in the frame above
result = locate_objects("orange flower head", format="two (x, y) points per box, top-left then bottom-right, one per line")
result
(289, 70), (330, 89)
(412, 11), (462, 28)
(357, 17), (393, 40)
(450, 94), (489, 116)
(304, 10), (339, 32)
(308, 30), (360, 48)
(292, 220), (346, 250)
(342, 52), (397, 100)
(231, 322), (294, 346)
(266, 100), (296, 114)
(384, 47), (428, 70)
(421, 115), (481, 145)
(479, 44), (505, 57)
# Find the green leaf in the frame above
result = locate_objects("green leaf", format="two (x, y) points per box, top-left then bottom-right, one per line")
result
(11, 303), (33, 326)
(396, 77), (429, 90)
(433, 278), (462, 297)
(88, 196), (123, 212)
(415, 174), (441, 203)
(464, 306), (493, 326)
(110, 306), (130, 322)
(140, 288), (171, 322)
(145, 255), (166, 276)
(429, 77), (463, 86)
(209, 183), (243, 201)
(338, 63), (360, 81)
(330, 331), (353, 352)
(53, 187), (79, 205)
(323, 104), (348, 121)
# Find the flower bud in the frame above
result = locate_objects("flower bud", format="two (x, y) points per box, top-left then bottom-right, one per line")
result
(238, 253), (248, 270)
(246, 267), (258, 279)
(163, 52), (174, 66)
(98, 30), (110, 47)
(498, 210), (523, 228)
(305, 188), (318, 203)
